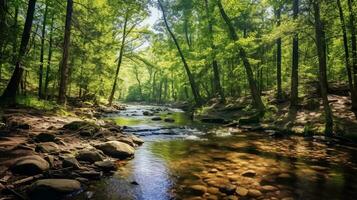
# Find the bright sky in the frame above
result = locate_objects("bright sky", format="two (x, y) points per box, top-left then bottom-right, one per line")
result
(142, 5), (161, 31)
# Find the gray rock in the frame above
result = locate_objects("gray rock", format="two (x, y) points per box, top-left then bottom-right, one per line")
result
(28, 179), (81, 200)
(76, 150), (104, 163)
(36, 142), (59, 153)
(44, 155), (55, 167)
(11, 155), (50, 175)
(62, 157), (80, 169)
(94, 160), (117, 172)
(78, 171), (103, 180)
(95, 141), (135, 159)
(130, 135), (144, 145)
(248, 189), (262, 197)
(117, 137), (135, 147)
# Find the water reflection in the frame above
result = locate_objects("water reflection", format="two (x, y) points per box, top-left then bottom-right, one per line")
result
(72, 105), (357, 200)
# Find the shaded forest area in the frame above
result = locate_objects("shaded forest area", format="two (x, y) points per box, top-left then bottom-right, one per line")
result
(1, 0), (357, 137)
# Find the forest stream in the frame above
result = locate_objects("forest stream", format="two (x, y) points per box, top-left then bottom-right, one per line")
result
(71, 104), (357, 200)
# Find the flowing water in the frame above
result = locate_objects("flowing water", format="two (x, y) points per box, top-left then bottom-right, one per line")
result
(73, 104), (357, 200)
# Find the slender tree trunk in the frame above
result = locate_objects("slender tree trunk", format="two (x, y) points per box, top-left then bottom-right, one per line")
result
(217, 0), (265, 113)
(158, 0), (203, 106)
(290, 0), (299, 110)
(313, 0), (334, 136)
(337, 0), (356, 108)
(38, 1), (48, 99)
(11, 5), (18, 66)
(0, 0), (7, 70)
(108, 12), (128, 106)
(152, 71), (157, 101)
(348, 0), (357, 110)
(44, 16), (54, 99)
(58, 0), (73, 105)
(1, 0), (37, 104)
(276, 6), (283, 100)
(205, 0), (225, 102)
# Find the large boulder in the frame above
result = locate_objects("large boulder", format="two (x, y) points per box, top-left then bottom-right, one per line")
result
(28, 179), (81, 200)
(76, 150), (104, 163)
(11, 155), (50, 175)
(95, 141), (135, 159)
(62, 121), (100, 137)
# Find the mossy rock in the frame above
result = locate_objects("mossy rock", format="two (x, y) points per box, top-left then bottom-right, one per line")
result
(62, 121), (100, 137)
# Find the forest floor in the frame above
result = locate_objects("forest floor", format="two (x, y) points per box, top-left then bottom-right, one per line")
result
(0, 103), (144, 200)
(194, 92), (357, 144)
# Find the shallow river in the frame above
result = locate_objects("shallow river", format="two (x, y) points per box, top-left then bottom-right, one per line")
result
(73, 104), (357, 200)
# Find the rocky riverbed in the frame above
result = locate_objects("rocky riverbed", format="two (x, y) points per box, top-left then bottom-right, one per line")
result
(0, 105), (143, 200)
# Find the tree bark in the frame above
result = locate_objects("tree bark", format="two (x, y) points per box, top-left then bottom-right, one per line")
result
(58, 0), (73, 105)
(205, 0), (225, 102)
(290, 0), (299, 110)
(217, 0), (265, 113)
(108, 12), (129, 106)
(44, 15), (54, 99)
(11, 5), (19, 66)
(158, 0), (203, 106)
(1, 0), (37, 104)
(313, 0), (334, 136)
(348, 0), (357, 110)
(337, 0), (356, 108)
(275, 6), (283, 100)
(38, 1), (48, 99)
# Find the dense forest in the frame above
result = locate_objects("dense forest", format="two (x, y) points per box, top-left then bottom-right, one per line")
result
(1, 0), (357, 134)
(1, 0), (357, 200)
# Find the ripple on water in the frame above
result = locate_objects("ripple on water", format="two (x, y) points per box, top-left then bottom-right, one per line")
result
(71, 105), (357, 200)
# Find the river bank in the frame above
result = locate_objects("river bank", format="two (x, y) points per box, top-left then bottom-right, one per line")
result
(193, 94), (357, 145)
(0, 103), (143, 200)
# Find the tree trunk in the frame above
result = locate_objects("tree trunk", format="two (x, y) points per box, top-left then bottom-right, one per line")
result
(337, 0), (356, 108)
(11, 5), (18, 66)
(290, 0), (299, 110)
(158, 0), (203, 106)
(38, 1), (48, 99)
(276, 6), (283, 100)
(58, 0), (73, 105)
(108, 12), (128, 106)
(152, 70), (157, 101)
(348, 0), (357, 110)
(1, 0), (37, 104)
(313, 0), (334, 136)
(0, 0), (7, 71)
(205, 0), (225, 102)
(44, 15), (54, 99)
(217, 0), (265, 113)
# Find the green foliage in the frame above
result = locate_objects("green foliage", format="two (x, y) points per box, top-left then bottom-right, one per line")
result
(15, 95), (57, 111)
